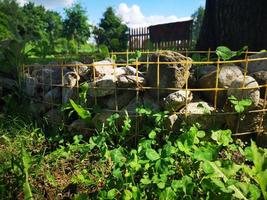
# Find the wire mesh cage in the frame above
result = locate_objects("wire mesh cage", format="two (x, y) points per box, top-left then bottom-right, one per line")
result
(21, 50), (267, 139)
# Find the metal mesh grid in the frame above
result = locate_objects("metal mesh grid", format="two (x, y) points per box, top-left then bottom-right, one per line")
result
(21, 50), (267, 137)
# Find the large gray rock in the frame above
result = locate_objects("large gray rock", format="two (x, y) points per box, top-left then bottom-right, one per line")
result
(251, 71), (267, 98)
(241, 52), (267, 73)
(142, 93), (160, 111)
(23, 74), (38, 97)
(32, 68), (62, 86)
(177, 101), (224, 130)
(43, 87), (62, 110)
(62, 72), (80, 104)
(228, 75), (260, 107)
(105, 91), (135, 110)
(30, 102), (46, 117)
(89, 75), (117, 97)
(44, 108), (63, 124)
(225, 99), (265, 134)
(68, 119), (92, 136)
(0, 77), (16, 90)
(92, 112), (114, 130)
(68, 61), (90, 78)
(198, 65), (243, 107)
(117, 75), (146, 88)
(146, 51), (192, 98)
(163, 90), (193, 112)
(92, 60), (116, 77)
(119, 66), (144, 77)
(122, 98), (143, 114)
(194, 65), (216, 79)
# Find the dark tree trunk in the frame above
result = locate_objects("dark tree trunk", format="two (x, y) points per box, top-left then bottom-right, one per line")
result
(197, 0), (267, 51)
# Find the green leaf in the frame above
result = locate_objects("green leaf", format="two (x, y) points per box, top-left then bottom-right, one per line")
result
(211, 129), (233, 146)
(69, 99), (91, 120)
(23, 181), (33, 200)
(159, 187), (176, 200)
(141, 176), (152, 185)
(146, 149), (160, 161)
(107, 189), (118, 199)
(123, 189), (132, 200)
(216, 46), (235, 61)
(235, 104), (244, 113)
(193, 147), (215, 161)
(197, 130), (206, 138)
(202, 161), (214, 174)
(157, 182), (166, 189)
(22, 149), (31, 172)
(171, 180), (183, 190)
(110, 148), (126, 166)
(134, 50), (142, 60)
(149, 130), (157, 139)
(239, 99), (252, 107)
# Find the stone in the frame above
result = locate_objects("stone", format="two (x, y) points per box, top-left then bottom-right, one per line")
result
(120, 66), (144, 77)
(122, 98), (143, 114)
(92, 60), (116, 77)
(256, 132), (267, 148)
(30, 102), (46, 117)
(164, 114), (178, 131)
(178, 101), (222, 130)
(44, 108), (63, 124)
(27, 63), (43, 76)
(105, 91), (136, 110)
(117, 75), (146, 88)
(68, 119), (92, 136)
(198, 65), (243, 107)
(241, 52), (267, 73)
(92, 112), (114, 130)
(62, 72), (80, 104)
(146, 51), (192, 98)
(68, 61), (90, 78)
(164, 90), (193, 112)
(142, 93), (160, 111)
(225, 99), (265, 134)
(251, 71), (267, 98)
(0, 76), (17, 90)
(227, 75), (260, 107)
(32, 68), (61, 86)
(23, 74), (38, 97)
(43, 87), (61, 107)
(193, 65), (216, 80)
(89, 75), (117, 97)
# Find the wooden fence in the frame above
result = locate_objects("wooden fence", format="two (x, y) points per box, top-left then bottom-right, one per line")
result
(128, 20), (193, 51)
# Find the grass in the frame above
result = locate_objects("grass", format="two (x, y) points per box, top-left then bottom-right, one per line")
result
(0, 109), (267, 199)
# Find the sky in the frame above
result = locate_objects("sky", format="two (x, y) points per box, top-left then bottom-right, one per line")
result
(16, 0), (206, 27)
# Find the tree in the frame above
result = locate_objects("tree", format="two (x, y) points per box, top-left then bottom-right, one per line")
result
(94, 7), (128, 52)
(63, 3), (91, 49)
(197, 0), (267, 51)
(45, 11), (63, 52)
(0, 11), (11, 40)
(22, 2), (48, 41)
(0, 0), (25, 39)
(191, 6), (205, 47)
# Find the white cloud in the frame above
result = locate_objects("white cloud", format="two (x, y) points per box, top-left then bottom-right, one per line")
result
(16, 0), (75, 9)
(117, 3), (191, 28)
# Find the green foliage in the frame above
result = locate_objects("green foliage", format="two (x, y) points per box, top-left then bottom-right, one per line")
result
(216, 46), (248, 61)
(1, 110), (267, 199)
(191, 6), (205, 47)
(63, 3), (91, 48)
(94, 7), (128, 52)
(228, 95), (252, 113)
(69, 99), (91, 122)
